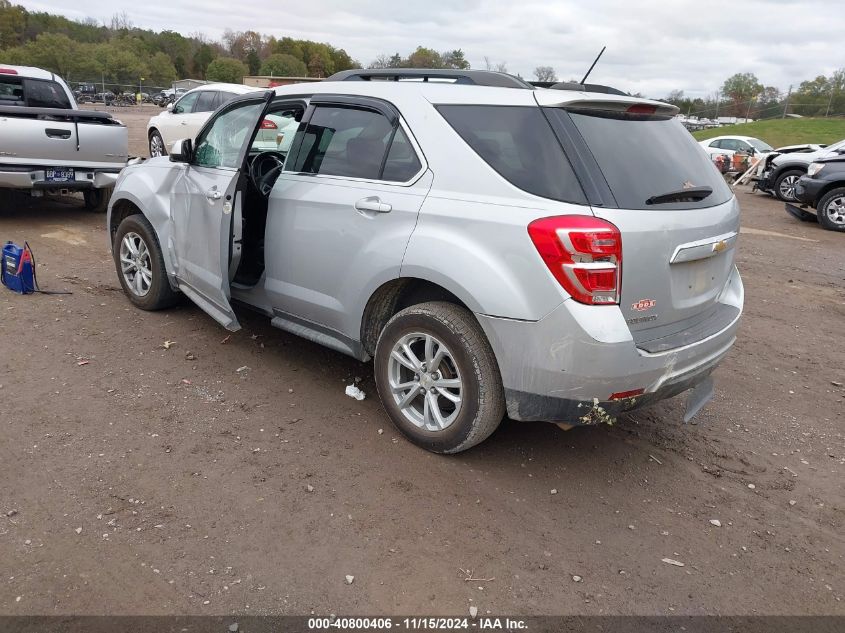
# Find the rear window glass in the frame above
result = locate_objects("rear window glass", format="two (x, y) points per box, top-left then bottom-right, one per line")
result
(291, 106), (393, 180)
(194, 91), (217, 113)
(22, 79), (71, 108)
(0, 77), (24, 105)
(556, 108), (732, 210)
(437, 105), (586, 204)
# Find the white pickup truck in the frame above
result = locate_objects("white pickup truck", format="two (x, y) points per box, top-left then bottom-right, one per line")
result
(0, 64), (128, 211)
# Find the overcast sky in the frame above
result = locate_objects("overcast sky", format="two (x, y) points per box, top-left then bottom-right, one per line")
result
(20, 0), (844, 98)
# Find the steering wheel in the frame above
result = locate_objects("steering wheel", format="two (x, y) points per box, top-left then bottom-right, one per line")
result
(250, 151), (286, 196)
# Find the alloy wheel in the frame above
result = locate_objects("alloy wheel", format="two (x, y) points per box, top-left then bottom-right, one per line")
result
(779, 175), (799, 200)
(823, 195), (845, 226)
(387, 332), (463, 431)
(150, 133), (164, 158)
(119, 232), (153, 297)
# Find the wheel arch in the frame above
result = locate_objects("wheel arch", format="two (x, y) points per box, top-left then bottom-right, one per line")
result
(813, 181), (845, 207)
(107, 180), (178, 289)
(359, 277), (476, 358)
(772, 163), (807, 179)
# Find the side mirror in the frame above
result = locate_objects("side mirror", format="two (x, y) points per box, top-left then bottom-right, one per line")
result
(169, 138), (193, 163)
(167, 102), (174, 112)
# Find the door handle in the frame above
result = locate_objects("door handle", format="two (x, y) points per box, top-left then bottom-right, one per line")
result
(206, 189), (223, 201)
(354, 198), (392, 213)
(180, 121), (188, 125)
(45, 128), (72, 139)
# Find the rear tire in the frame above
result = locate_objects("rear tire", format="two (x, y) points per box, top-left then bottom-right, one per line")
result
(113, 214), (180, 310)
(774, 169), (803, 202)
(374, 301), (505, 454)
(149, 129), (167, 158)
(83, 187), (112, 213)
(817, 187), (845, 232)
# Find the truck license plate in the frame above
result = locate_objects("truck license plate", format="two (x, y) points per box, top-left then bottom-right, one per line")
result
(45, 168), (74, 182)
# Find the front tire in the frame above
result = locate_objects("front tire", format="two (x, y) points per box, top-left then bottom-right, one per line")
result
(113, 214), (180, 310)
(817, 187), (845, 232)
(774, 169), (803, 202)
(149, 129), (167, 158)
(374, 301), (505, 454)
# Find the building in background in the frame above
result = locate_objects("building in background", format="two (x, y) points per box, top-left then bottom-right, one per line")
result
(243, 76), (322, 89)
(172, 79), (210, 92)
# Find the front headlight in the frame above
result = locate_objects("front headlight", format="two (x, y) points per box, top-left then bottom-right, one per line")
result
(807, 162), (825, 177)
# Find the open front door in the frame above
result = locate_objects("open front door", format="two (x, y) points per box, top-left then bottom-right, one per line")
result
(170, 94), (271, 331)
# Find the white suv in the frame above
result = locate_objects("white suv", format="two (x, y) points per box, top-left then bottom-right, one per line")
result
(109, 69), (743, 453)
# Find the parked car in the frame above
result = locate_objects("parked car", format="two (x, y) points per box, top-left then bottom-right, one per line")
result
(786, 157), (845, 231)
(756, 138), (845, 202)
(108, 68), (743, 453)
(146, 83), (258, 157)
(699, 135), (773, 158)
(0, 64), (128, 211)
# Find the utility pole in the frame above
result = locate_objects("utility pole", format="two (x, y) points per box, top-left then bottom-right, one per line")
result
(782, 85), (792, 119)
(714, 91), (720, 120)
(826, 89), (835, 117)
(746, 95), (755, 122)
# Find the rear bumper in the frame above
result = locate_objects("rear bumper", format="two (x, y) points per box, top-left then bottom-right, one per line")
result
(476, 266), (743, 424)
(0, 167), (121, 190)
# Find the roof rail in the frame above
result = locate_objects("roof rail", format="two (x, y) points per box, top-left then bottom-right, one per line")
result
(547, 81), (628, 96)
(325, 68), (534, 90)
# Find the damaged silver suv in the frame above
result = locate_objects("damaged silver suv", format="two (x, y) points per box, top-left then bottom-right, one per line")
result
(107, 69), (743, 453)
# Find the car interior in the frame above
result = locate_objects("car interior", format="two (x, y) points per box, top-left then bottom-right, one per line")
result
(233, 103), (306, 286)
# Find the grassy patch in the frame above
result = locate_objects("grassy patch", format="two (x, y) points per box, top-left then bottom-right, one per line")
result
(692, 118), (845, 148)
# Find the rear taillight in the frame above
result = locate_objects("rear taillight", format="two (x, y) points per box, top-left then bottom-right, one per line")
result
(528, 215), (622, 305)
(260, 119), (277, 129)
(0, 67), (18, 75)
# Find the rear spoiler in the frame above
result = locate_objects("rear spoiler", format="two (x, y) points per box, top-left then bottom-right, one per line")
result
(0, 105), (122, 125)
(533, 90), (679, 117)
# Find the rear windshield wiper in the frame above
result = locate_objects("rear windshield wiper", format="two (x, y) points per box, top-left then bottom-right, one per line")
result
(646, 186), (713, 205)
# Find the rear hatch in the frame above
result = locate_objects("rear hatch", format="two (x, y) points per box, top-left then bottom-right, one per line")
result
(540, 95), (739, 344)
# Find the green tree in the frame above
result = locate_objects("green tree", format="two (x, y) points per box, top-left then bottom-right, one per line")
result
(406, 46), (442, 68)
(205, 57), (247, 83)
(272, 36), (303, 61)
(192, 43), (216, 78)
(306, 50), (333, 77)
(442, 49), (469, 70)
(94, 41), (148, 86)
(147, 51), (177, 86)
(245, 50), (261, 75)
(721, 72), (763, 116)
(0, 0), (26, 49)
(259, 53), (306, 77)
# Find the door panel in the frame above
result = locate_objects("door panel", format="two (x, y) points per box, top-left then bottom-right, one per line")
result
(171, 165), (241, 330)
(169, 97), (269, 331)
(264, 171), (432, 338)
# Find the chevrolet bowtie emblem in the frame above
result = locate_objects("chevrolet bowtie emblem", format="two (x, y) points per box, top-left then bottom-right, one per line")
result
(712, 240), (728, 253)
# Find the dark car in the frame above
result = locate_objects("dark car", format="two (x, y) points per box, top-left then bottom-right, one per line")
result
(787, 157), (845, 231)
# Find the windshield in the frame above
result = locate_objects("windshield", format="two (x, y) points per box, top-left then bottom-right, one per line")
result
(749, 138), (774, 152)
(553, 108), (733, 210)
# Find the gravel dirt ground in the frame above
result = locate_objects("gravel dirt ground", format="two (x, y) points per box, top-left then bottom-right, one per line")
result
(0, 105), (843, 616)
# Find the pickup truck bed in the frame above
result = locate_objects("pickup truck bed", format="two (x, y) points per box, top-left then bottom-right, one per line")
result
(0, 104), (128, 193)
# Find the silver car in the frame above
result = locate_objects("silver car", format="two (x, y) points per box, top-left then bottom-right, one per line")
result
(107, 69), (743, 453)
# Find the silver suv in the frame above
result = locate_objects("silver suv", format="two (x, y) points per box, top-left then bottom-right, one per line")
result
(107, 69), (743, 453)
